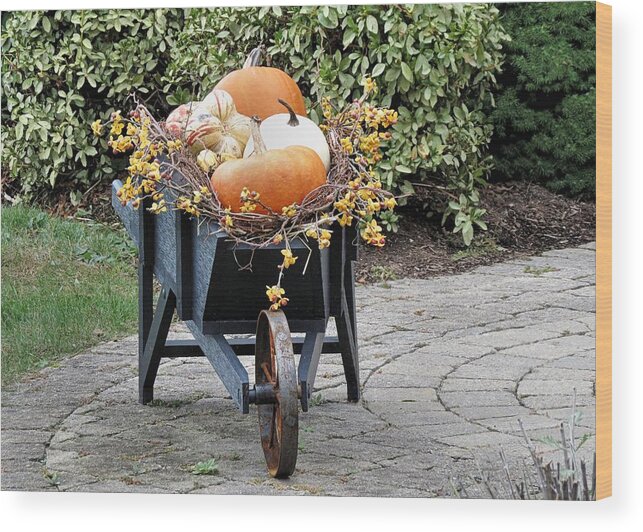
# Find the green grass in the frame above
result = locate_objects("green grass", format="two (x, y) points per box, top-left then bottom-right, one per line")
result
(451, 237), (505, 262)
(1, 205), (138, 384)
(190, 458), (219, 476)
(523, 265), (560, 276)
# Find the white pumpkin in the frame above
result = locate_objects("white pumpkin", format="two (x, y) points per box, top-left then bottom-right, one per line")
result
(243, 99), (331, 171)
(169, 89), (252, 157)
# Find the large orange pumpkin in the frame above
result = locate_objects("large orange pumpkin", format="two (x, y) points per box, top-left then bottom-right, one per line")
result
(213, 47), (307, 121)
(211, 117), (326, 214)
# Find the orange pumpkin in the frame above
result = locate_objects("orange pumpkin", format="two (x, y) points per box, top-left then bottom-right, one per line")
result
(214, 47), (307, 121)
(211, 117), (326, 214)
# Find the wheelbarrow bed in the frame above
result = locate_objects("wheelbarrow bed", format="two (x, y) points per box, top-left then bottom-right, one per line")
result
(112, 182), (334, 330)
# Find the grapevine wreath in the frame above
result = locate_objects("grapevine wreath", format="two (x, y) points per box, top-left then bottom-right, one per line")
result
(94, 47), (399, 310)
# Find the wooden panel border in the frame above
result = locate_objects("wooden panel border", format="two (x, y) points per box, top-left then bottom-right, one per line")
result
(595, 1), (612, 500)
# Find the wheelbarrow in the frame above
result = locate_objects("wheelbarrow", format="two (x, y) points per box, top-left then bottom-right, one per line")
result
(111, 174), (360, 478)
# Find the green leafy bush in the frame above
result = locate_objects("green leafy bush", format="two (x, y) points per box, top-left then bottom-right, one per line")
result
(162, 4), (508, 244)
(490, 2), (596, 198)
(2, 6), (508, 244)
(1, 9), (184, 199)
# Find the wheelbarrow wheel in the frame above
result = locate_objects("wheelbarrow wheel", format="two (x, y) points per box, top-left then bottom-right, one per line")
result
(255, 310), (298, 478)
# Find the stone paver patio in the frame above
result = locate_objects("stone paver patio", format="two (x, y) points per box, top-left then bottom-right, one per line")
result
(1, 243), (596, 497)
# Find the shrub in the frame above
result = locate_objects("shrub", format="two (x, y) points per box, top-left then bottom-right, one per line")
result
(162, 5), (508, 244)
(1, 9), (185, 200)
(490, 2), (596, 198)
(2, 6), (508, 245)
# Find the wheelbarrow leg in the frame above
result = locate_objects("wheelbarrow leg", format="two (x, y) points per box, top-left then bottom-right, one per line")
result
(138, 197), (154, 381)
(139, 286), (176, 404)
(330, 225), (360, 402)
(297, 331), (326, 412)
(337, 259), (360, 402)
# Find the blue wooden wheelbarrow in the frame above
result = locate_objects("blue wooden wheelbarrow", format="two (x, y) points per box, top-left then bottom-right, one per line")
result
(111, 173), (360, 478)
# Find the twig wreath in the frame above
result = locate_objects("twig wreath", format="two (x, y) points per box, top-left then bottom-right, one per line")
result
(94, 78), (398, 310)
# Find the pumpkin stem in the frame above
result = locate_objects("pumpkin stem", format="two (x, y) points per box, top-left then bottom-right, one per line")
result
(250, 116), (268, 155)
(243, 46), (264, 68)
(278, 99), (300, 127)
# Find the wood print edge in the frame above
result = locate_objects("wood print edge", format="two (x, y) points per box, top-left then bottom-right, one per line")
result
(595, 0), (612, 500)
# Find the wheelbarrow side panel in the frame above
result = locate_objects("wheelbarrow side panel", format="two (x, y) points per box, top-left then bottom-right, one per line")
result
(112, 180), (219, 323)
(112, 181), (180, 296)
(153, 204), (178, 295)
(112, 180), (330, 332)
(202, 239), (327, 327)
(190, 221), (220, 327)
(111, 180), (139, 247)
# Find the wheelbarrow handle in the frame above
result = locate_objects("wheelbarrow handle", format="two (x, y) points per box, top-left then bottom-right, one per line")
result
(111, 179), (139, 245)
(112, 179), (124, 196)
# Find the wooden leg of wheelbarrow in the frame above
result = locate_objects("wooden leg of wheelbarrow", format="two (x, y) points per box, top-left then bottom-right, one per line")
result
(138, 196), (155, 403)
(337, 288), (360, 402)
(297, 331), (326, 412)
(139, 287), (176, 404)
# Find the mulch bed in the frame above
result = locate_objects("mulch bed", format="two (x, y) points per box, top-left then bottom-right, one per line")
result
(355, 181), (596, 283)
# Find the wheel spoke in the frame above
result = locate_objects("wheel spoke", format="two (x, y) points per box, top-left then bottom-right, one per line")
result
(261, 362), (274, 384)
(269, 405), (278, 449)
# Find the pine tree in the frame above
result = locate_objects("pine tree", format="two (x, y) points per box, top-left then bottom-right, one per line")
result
(491, 2), (596, 199)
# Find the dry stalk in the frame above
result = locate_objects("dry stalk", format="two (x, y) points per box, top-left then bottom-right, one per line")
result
(460, 394), (596, 501)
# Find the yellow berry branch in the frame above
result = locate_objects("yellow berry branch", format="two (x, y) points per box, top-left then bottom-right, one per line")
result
(96, 80), (398, 310)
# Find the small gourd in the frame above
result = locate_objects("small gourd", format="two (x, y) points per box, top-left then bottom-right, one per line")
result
(165, 101), (199, 138)
(196, 149), (236, 173)
(244, 99), (331, 171)
(166, 90), (252, 158)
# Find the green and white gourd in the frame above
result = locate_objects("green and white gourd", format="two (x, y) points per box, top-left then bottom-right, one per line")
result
(165, 89), (252, 159)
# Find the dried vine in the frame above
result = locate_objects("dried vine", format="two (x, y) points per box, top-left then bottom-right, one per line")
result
(94, 80), (398, 309)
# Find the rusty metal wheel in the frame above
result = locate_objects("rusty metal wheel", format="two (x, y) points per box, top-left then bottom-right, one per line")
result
(255, 310), (298, 478)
